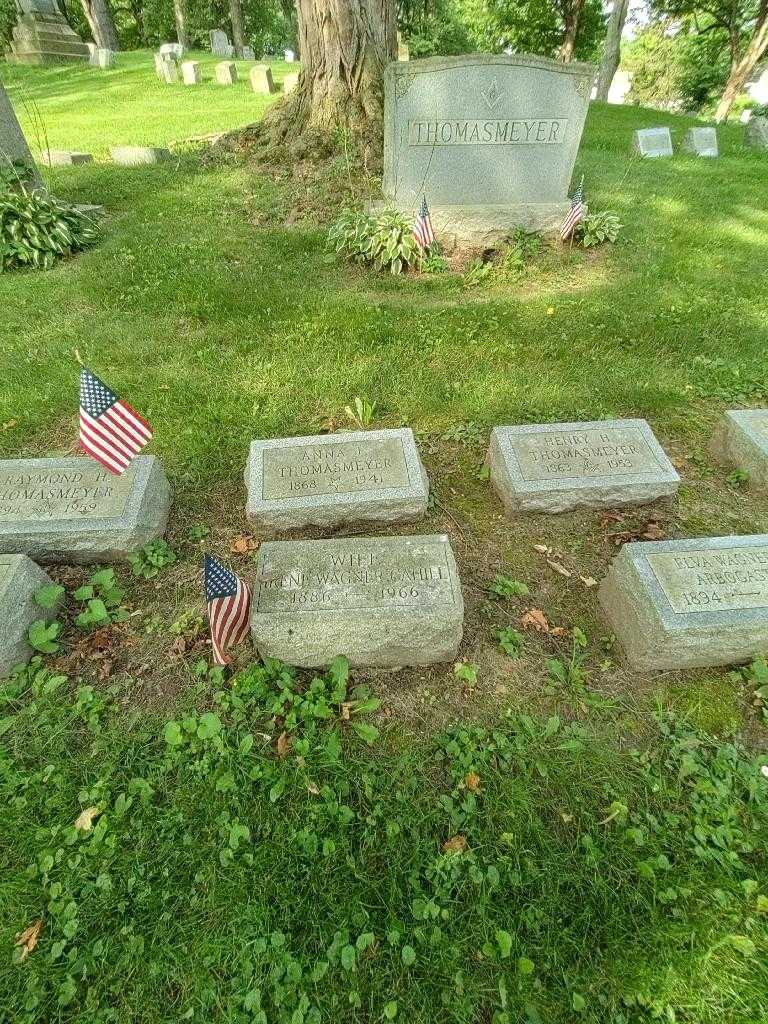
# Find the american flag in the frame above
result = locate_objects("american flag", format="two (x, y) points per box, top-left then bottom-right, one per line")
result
(560, 178), (585, 241)
(413, 195), (436, 249)
(79, 367), (153, 475)
(204, 555), (252, 666)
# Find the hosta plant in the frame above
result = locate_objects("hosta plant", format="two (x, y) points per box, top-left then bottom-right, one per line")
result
(327, 208), (422, 274)
(578, 209), (621, 248)
(0, 186), (99, 272)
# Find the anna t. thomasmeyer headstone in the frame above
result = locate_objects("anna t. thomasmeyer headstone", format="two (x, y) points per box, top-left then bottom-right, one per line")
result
(0, 455), (171, 563)
(382, 53), (595, 244)
(0, 554), (62, 676)
(251, 534), (463, 668)
(600, 535), (768, 670)
(0, 82), (42, 187)
(245, 429), (429, 531)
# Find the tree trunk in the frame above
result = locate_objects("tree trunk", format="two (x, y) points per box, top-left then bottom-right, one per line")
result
(595, 0), (629, 100)
(80, 0), (119, 51)
(173, 0), (190, 51)
(559, 0), (585, 62)
(715, 4), (768, 122)
(230, 0), (246, 59)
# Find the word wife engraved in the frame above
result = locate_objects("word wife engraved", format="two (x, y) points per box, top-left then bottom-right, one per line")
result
(600, 535), (768, 671)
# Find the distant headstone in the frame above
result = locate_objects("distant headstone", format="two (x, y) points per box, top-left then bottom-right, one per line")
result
(251, 534), (464, 668)
(600, 534), (768, 671)
(110, 145), (171, 166)
(607, 69), (632, 104)
(381, 54), (595, 245)
(0, 555), (62, 676)
(87, 42), (98, 65)
(284, 48), (295, 62)
(632, 127), (673, 158)
(712, 409), (768, 489)
(6, 0), (90, 65)
(0, 82), (42, 187)
(0, 456), (171, 563)
(209, 29), (231, 57)
(159, 58), (178, 84)
(215, 61), (237, 85)
(159, 42), (183, 59)
(181, 61), (202, 85)
(242, 45), (255, 61)
(284, 71), (299, 94)
(250, 65), (276, 94)
(486, 420), (680, 514)
(40, 149), (93, 166)
(746, 116), (768, 150)
(682, 126), (718, 157)
(95, 48), (115, 69)
(245, 429), (429, 531)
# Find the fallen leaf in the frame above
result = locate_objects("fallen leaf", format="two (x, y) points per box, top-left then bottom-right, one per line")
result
(230, 534), (259, 555)
(551, 626), (569, 637)
(521, 608), (550, 632)
(171, 635), (187, 655)
(464, 772), (481, 793)
(560, 812), (574, 824)
(340, 702), (353, 721)
(642, 521), (666, 540)
(580, 575), (598, 588)
(74, 805), (101, 831)
(546, 559), (571, 578)
(276, 731), (292, 758)
(2, 419), (18, 431)
(307, 781), (320, 796)
(15, 919), (43, 961)
(533, 544), (550, 554)
(442, 834), (468, 854)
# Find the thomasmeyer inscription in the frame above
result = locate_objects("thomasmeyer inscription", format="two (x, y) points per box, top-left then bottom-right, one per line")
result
(408, 118), (568, 146)
(0, 463), (135, 522)
(262, 437), (410, 500)
(512, 426), (664, 482)
(647, 546), (768, 614)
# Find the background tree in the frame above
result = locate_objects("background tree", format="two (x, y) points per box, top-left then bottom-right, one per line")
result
(595, 0), (629, 98)
(454, 0), (605, 62)
(229, 0), (245, 55)
(559, 0), (585, 60)
(173, 0), (189, 48)
(80, 0), (119, 48)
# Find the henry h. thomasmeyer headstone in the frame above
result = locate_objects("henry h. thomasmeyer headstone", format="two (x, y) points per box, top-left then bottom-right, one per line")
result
(0, 81), (42, 187)
(382, 53), (595, 245)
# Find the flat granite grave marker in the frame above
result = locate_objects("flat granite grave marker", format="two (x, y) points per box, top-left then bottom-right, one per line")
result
(245, 428), (429, 531)
(251, 534), (463, 668)
(600, 534), (768, 670)
(40, 149), (93, 166)
(0, 555), (62, 676)
(250, 65), (276, 94)
(632, 127), (673, 157)
(381, 53), (595, 244)
(0, 455), (171, 563)
(711, 409), (768, 489)
(110, 145), (171, 166)
(181, 60), (201, 85)
(487, 419), (680, 514)
(682, 126), (718, 156)
(215, 61), (237, 85)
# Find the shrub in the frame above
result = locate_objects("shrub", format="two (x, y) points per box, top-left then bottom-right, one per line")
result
(327, 208), (422, 275)
(578, 210), (621, 248)
(753, 104), (768, 118)
(0, 186), (99, 272)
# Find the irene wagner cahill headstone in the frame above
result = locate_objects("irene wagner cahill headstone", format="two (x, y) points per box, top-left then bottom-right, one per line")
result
(245, 429), (429, 532)
(712, 409), (768, 489)
(600, 535), (768, 670)
(0, 455), (171, 563)
(0, 554), (62, 676)
(381, 53), (595, 244)
(487, 420), (680, 514)
(251, 534), (463, 668)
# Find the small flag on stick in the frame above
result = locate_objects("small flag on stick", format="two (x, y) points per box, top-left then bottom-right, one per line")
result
(79, 367), (153, 475)
(560, 177), (585, 242)
(204, 555), (252, 666)
(413, 195), (436, 250)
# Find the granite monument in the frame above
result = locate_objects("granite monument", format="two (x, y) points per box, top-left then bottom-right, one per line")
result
(6, 0), (90, 65)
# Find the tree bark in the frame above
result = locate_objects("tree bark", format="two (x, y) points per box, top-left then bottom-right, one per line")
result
(595, 0), (629, 100)
(173, 0), (190, 51)
(559, 0), (585, 62)
(80, 0), (119, 51)
(230, 0), (246, 59)
(715, 2), (768, 122)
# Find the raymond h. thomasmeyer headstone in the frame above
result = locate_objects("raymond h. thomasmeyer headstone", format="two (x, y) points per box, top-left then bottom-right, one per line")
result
(0, 555), (62, 676)
(381, 53), (595, 246)
(0, 82), (43, 187)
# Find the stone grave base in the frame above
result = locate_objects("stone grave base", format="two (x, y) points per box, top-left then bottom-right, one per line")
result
(6, 13), (90, 65)
(370, 200), (570, 249)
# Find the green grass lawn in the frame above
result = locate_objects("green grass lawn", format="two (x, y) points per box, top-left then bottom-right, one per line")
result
(1, 53), (768, 1023)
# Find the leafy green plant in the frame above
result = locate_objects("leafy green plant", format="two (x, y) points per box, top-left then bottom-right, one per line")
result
(462, 257), (493, 288)
(326, 208), (421, 275)
(73, 569), (128, 628)
(726, 468), (749, 488)
(422, 249), (449, 273)
(27, 618), (62, 655)
(128, 539), (177, 579)
(0, 159), (36, 189)
(578, 210), (622, 248)
(545, 627), (591, 695)
(489, 574), (529, 598)
(0, 185), (99, 272)
(345, 396), (376, 429)
(753, 104), (768, 117)
(732, 658), (768, 724)
(34, 582), (64, 610)
(496, 627), (524, 657)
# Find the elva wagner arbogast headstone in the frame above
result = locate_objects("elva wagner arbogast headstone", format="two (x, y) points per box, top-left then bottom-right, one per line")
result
(381, 53), (595, 245)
